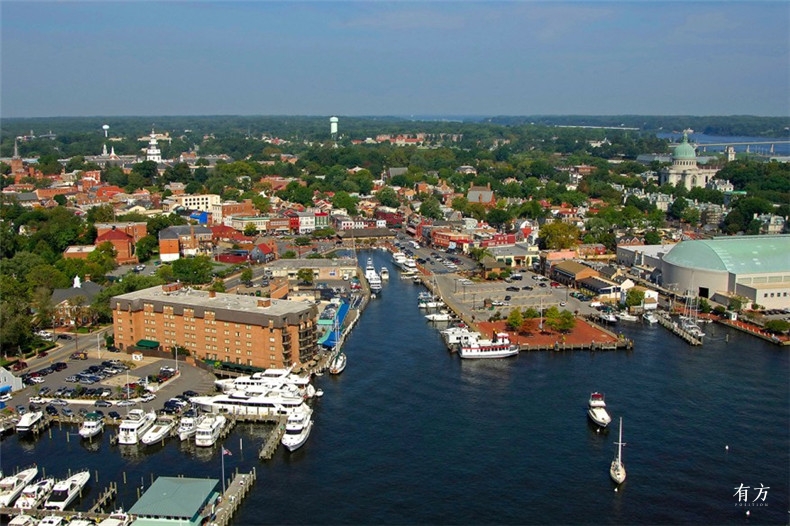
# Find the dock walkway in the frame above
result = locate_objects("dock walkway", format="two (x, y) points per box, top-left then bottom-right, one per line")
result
(211, 469), (257, 526)
(656, 312), (702, 345)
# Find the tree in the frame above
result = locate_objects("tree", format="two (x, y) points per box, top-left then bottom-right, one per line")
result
(297, 268), (314, 285)
(282, 250), (297, 259)
(644, 230), (662, 245)
(331, 191), (358, 215)
(765, 319), (790, 334)
(539, 222), (579, 250)
(667, 198), (688, 220)
(625, 288), (645, 308)
(376, 186), (400, 208)
(244, 223), (258, 237)
(486, 208), (512, 230)
(240, 267), (253, 284)
(419, 196), (443, 220)
(136, 235), (158, 262)
(506, 308), (523, 331)
(171, 256), (214, 284)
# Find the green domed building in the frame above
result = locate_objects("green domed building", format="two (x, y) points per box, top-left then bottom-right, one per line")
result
(659, 133), (719, 191)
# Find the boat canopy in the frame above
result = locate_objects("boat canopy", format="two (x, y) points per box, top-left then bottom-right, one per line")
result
(135, 339), (160, 349)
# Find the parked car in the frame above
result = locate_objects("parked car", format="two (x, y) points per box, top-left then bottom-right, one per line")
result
(140, 393), (156, 403)
(12, 361), (28, 371)
(45, 405), (59, 416)
(94, 399), (113, 408)
(108, 411), (121, 420)
(61, 408), (74, 417)
(50, 398), (68, 406)
(506, 286), (520, 292)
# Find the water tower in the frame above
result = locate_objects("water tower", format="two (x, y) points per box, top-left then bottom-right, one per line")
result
(102, 124), (110, 138)
(330, 116), (338, 140)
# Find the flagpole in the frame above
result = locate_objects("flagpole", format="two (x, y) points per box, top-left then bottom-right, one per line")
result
(221, 449), (226, 493)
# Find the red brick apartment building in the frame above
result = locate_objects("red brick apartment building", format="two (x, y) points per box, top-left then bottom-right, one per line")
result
(111, 284), (319, 370)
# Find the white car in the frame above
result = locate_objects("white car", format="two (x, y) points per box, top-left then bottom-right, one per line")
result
(140, 393), (156, 402)
(29, 396), (44, 404)
(0, 394), (11, 402)
(29, 377), (45, 384)
(116, 400), (136, 407)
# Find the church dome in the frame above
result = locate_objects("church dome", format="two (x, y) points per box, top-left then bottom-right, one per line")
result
(673, 133), (696, 160)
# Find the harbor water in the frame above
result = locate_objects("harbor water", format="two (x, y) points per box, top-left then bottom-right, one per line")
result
(3, 250), (789, 525)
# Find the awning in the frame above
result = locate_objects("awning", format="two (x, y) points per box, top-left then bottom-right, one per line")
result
(135, 339), (160, 349)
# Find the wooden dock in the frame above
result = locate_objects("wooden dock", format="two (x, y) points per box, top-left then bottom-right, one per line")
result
(656, 312), (702, 345)
(259, 416), (287, 460)
(88, 482), (118, 514)
(211, 469), (257, 526)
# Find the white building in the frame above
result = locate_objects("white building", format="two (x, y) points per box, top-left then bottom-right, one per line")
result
(659, 134), (718, 191)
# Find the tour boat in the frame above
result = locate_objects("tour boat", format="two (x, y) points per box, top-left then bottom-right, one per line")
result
(458, 332), (519, 359)
(15, 412), (43, 436)
(194, 414), (227, 447)
(15, 477), (54, 510)
(117, 409), (156, 445)
(191, 390), (305, 417)
(364, 258), (382, 293)
(44, 470), (90, 511)
(78, 414), (104, 439)
(0, 467), (39, 507)
(587, 392), (612, 428)
(281, 403), (314, 452)
(329, 352), (347, 374)
(177, 413), (207, 441)
(141, 415), (176, 445)
(610, 417), (627, 484)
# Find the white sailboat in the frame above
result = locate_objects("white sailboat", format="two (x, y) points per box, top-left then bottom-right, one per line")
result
(328, 315), (346, 375)
(609, 417), (626, 484)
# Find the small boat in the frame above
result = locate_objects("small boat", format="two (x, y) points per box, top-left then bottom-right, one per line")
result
(328, 352), (347, 375)
(69, 519), (96, 526)
(616, 312), (639, 322)
(425, 311), (453, 322)
(194, 414), (227, 447)
(38, 516), (66, 526)
(598, 312), (618, 324)
(587, 392), (612, 428)
(379, 267), (389, 280)
(0, 467), (39, 507)
(117, 409), (156, 445)
(44, 470), (90, 511)
(15, 412), (43, 436)
(281, 404), (314, 452)
(610, 417), (627, 484)
(97, 510), (132, 526)
(78, 414), (104, 439)
(177, 413), (206, 441)
(642, 312), (658, 324)
(8, 515), (38, 526)
(314, 389), (324, 398)
(15, 477), (55, 510)
(141, 415), (176, 445)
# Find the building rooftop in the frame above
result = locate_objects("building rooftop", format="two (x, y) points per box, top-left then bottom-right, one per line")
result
(128, 476), (217, 520)
(663, 235), (790, 275)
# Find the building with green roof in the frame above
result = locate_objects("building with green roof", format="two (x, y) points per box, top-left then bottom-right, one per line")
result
(129, 476), (219, 526)
(658, 133), (719, 191)
(661, 235), (790, 309)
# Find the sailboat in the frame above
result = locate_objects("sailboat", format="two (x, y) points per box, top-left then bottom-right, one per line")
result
(328, 315), (346, 375)
(609, 417), (626, 484)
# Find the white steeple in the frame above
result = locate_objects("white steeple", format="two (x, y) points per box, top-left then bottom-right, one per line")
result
(146, 128), (162, 163)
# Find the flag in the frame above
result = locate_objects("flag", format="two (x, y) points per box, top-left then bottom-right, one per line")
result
(222, 447), (232, 456)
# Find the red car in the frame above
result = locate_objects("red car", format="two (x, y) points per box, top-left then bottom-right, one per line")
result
(550, 281), (561, 288)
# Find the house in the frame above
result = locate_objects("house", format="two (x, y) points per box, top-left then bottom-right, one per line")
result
(551, 260), (599, 287)
(467, 183), (496, 208)
(250, 242), (276, 263)
(158, 225), (213, 262)
(51, 276), (103, 329)
(95, 227), (137, 264)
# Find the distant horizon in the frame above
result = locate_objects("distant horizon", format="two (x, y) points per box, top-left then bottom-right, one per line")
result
(2, 2), (788, 118)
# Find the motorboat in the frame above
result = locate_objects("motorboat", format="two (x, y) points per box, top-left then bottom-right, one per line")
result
(642, 312), (658, 324)
(78, 414), (104, 439)
(117, 409), (156, 445)
(15, 477), (54, 510)
(587, 392), (612, 428)
(0, 467), (39, 507)
(364, 258), (382, 293)
(440, 326), (478, 351)
(38, 516), (66, 526)
(44, 470), (90, 511)
(458, 332), (519, 359)
(15, 412), (43, 436)
(598, 312), (618, 324)
(379, 267), (389, 280)
(141, 415), (176, 445)
(328, 352), (347, 374)
(177, 413), (206, 441)
(191, 390), (305, 417)
(281, 403), (314, 452)
(194, 414), (227, 447)
(214, 366), (312, 396)
(97, 510), (132, 526)
(616, 312), (639, 322)
(610, 417), (627, 484)
(8, 515), (38, 526)
(425, 311), (454, 322)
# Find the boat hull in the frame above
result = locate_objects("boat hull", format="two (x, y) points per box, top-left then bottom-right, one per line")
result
(458, 346), (519, 359)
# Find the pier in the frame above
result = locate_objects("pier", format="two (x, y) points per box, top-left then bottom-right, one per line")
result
(258, 415), (287, 460)
(656, 311), (702, 345)
(211, 469), (257, 526)
(88, 482), (118, 513)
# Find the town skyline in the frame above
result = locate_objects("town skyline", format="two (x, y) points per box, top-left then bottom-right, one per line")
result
(2, 1), (788, 119)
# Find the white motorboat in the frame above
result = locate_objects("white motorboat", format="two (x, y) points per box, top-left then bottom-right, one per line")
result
(214, 366), (312, 396)
(177, 413), (207, 441)
(15, 477), (54, 510)
(379, 267), (389, 280)
(141, 415), (176, 445)
(425, 311), (453, 322)
(328, 352), (346, 374)
(97, 510), (132, 526)
(281, 403), (314, 452)
(194, 414), (227, 447)
(78, 414), (104, 439)
(587, 392), (612, 428)
(440, 326), (479, 350)
(610, 417), (627, 484)
(38, 516), (66, 526)
(44, 470), (90, 511)
(598, 312), (618, 324)
(8, 515), (37, 526)
(117, 409), (156, 445)
(642, 312), (658, 324)
(15, 412), (43, 436)
(616, 312), (639, 322)
(364, 258), (382, 293)
(0, 467), (39, 507)
(458, 332), (519, 359)
(191, 390), (305, 417)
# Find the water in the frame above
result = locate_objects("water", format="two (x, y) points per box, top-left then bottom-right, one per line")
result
(657, 132), (790, 156)
(3, 250), (788, 525)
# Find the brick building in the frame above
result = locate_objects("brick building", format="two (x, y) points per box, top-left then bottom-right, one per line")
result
(111, 284), (319, 369)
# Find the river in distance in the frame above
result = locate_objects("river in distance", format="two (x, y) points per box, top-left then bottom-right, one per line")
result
(3, 250), (788, 525)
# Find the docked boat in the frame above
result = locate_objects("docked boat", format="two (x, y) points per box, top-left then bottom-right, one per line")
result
(15, 412), (43, 436)
(43, 470), (90, 511)
(38, 516), (65, 526)
(141, 415), (176, 445)
(191, 390), (305, 417)
(458, 332), (519, 359)
(214, 365), (312, 396)
(97, 510), (132, 526)
(8, 515), (37, 526)
(281, 403), (314, 452)
(379, 267), (389, 280)
(117, 409), (156, 445)
(78, 414), (104, 439)
(328, 352), (347, 374)
(177, 413), (206, 441)
(616, 312), (639, 322)
(610, 417), (627, 484)
(194, 414), (227, 447)
(364, 258), (382, 293)
(587, 392), (612, 428)
(642, 312), (658, 324)
(598, 312), (618, 324)
(0, 467), (39, 507)
(425, 311), (453, 322)
(16, 478), (54, 510)
(440, 325), (479, 350)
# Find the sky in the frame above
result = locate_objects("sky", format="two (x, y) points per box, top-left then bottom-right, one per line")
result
(1, 1), (788, 118)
